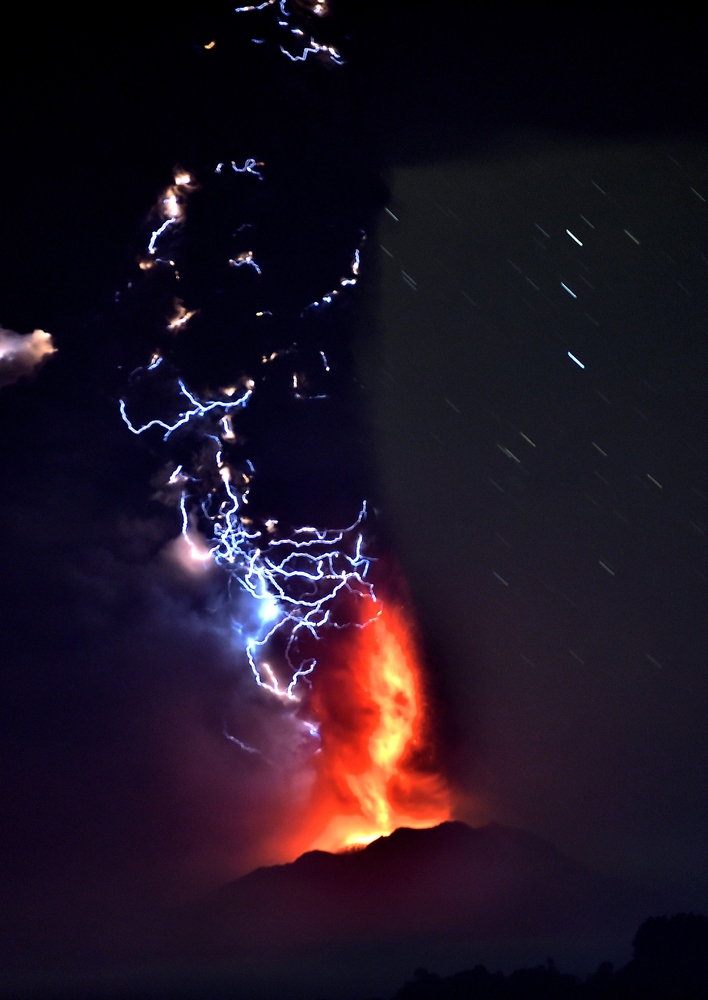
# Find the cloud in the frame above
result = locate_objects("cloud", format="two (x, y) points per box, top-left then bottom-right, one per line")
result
(0, 484), (320, 915)
(0, 326), (56, 387)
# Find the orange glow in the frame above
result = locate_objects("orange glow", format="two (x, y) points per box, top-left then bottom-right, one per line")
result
(166, 297), (198, 332)
(304, 604), (451, 853)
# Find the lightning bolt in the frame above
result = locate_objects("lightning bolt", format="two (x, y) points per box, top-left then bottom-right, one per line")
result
(119, 148), (374, 750)
(234, 0), (344, 65)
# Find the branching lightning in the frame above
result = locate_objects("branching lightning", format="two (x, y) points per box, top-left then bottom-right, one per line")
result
(119, 366), (253, 440)
(302, 243), (363, 316)
(120, 152), (375, 751)
(234, 0), (344, 66)
(115, 7), (453, 849)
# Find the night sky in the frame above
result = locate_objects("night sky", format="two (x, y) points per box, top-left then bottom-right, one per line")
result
(0, 0), (706, 983)
(363, 142), (708, 896)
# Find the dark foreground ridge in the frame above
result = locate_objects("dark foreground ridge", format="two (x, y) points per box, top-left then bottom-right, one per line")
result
(168, 821), (664, 997)
(1, 823), (702, 1000)
(3, 915), (707, 1000)
(394, 913), (708, 1000)
(188, 821), (652, 953)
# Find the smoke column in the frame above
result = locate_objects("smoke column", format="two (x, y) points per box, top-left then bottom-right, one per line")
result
(117, 0), (450, 857)
(0, 326), (56, 387)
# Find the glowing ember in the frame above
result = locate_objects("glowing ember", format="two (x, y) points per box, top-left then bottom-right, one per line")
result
(306, 605), (450, 853)
(166, 297), (199, 332)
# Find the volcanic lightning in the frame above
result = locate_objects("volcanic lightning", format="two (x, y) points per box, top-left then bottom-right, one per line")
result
(234, 0), (344, 65)
(116, 2), (451, 857)
(306, 605), (450, 852)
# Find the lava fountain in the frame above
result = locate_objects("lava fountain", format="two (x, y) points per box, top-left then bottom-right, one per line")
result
(300, 600), (451, 854)
(116, 1), (454, 868)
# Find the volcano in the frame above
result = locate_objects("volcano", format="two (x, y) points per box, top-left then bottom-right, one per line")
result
(176, 822), (662, 999)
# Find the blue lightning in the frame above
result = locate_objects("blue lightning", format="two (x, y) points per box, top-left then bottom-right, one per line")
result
(279, 38), (344, 65)
(215, 158), (264, 181)
(234, 0), (344, 66)
(234, 0), (276, 11)
(211, 498), (377, 701)
(121, 358), (377, 706)
(229, 251), (262, 274)
(302, 243), (362, 315)
(147, 218), (176, 254)
(119, 372), (253, 440)
(121, 132), (372, 755)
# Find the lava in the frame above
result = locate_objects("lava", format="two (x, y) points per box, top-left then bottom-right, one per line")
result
(116, 5), (452, 863)
(304, 602), (451, 853)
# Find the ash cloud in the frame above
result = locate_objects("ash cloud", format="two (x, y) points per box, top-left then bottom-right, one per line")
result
(0, 435), (319, 966)
(0, 325), (56, 387)
(0, 7), (387, 968)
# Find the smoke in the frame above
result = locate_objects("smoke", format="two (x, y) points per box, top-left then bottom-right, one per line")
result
(0, 326), (56, 387)
(112, 144), (456, 860)
(0, 480), (325, 950)
(0, 9), (455, 964)
(100, 0), (455, 870)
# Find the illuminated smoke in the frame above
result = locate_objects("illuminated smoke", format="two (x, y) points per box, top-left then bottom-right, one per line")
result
(303, 604), (451, 852)
(115, 5), (451, 858)
(0, 326), (56, 388)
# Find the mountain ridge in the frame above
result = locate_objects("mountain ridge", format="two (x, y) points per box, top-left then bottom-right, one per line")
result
(185, 820), (660, 959)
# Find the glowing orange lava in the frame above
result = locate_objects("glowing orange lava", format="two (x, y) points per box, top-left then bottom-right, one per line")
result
(304, 604), (451, 853)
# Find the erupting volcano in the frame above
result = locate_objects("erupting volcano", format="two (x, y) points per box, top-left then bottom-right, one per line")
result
(117, 149), (452, 859)
(111, 0), (457, 861)
(303, 603), (451, 853)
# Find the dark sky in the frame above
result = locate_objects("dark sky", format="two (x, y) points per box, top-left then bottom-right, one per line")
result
(0, 0), (706, 972)
(362, 141), (708, 896)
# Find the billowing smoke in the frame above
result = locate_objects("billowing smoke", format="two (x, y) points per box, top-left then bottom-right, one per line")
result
(116, 156), (451, 863)
(109, 0), (453, 867)
(0, 326), (56, 387)
(0, 3), (452, 967)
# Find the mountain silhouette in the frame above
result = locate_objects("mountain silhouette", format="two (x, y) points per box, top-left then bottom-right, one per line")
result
(175, 822), (661, 998)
